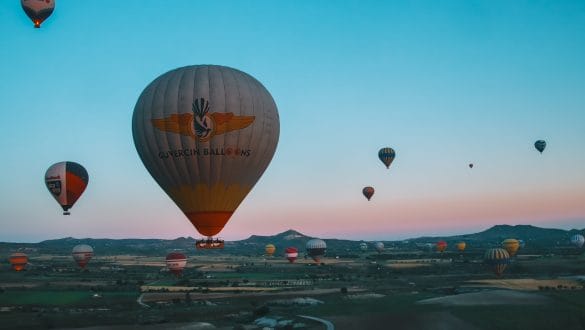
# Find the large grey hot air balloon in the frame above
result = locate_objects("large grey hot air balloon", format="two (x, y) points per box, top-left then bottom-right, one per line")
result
(534, 140), (546, 153)
(306, 239), (326, 263)
(132, 65), (279, 248)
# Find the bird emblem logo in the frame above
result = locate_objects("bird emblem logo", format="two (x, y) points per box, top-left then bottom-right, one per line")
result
(151, 98), (255, 142)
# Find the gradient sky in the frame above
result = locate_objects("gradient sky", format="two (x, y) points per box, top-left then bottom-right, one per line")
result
(1, 1), (584, 242)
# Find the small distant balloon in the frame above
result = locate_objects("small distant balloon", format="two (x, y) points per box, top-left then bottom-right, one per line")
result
(436, 241), (447, 253)
(456, 242), (466, 252)
(72, 244), (94, 269)
(306, 239), (326, 263)
(502, 239), (520, 257)
(265, 244), (276, 256)
(21, 0), (55, 28)
(9, 253), (28, 272)
(484, 248), (510, 276)
(469, 163), (473, 169)
(363, 186), (374, 201)
(285, 247), (298, 263)
(374, 242), (384, 253)
(359, 242), (368, 252)
(378, 148), (396, 169)
(570, 234), (584, 248)
(45, 161), (89, 215)
(534, 140), (546, 153)
(166, 252), (187, 276)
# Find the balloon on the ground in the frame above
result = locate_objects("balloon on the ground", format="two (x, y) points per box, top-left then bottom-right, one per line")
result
(534, 140), (546, 153)
(484, 248), (510, 276)
(374, 242), (384, 253)
(45, 162), (89, 215)
(166, 252), (187, 276)
(9, 253), (28, 272)
(285, 247), (298, 263)
(265, 244), (276, 256)
(306, 239), (326, 263)
(363, 186), (374, 201)
(132, 65), (280, 247)
(502, 238), (520, 257)
(378, 148), (395, 169)
(436, 241), (447, 253)
(21, 0), (55, 28)
(570, 234), (584, 248)
(72, 244), (94, 269)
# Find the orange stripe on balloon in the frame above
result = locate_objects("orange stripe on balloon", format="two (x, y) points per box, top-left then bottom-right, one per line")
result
(65, 172), (88, 205)
(185, 211), (233, 237)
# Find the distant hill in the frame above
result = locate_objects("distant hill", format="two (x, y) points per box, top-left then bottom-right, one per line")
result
(0, 225), (583, 256)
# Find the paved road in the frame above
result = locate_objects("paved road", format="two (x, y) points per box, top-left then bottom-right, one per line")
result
(136, 293), (150, 308)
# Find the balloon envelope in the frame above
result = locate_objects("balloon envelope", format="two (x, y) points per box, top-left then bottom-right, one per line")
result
(21, 0), (55, 28)
(374, 242), (384, 253)
(570, 234), (584, 248)
(436, 241), (447, 253)
(72, 244), (94, 269)
(378, 148), (395, 169)
(359, 242), (368, 252)
(285, 247), (298, 263)
(306, 239), (326, 263)
(502, 239), (520, 257)
(9, 253), (28, 272)
(45, 161), (89, 215)
(362, 186), (374, 201)
(534, 140), (546, 153)
(265, 244), (276, 256)
(456, 242), (466, 252)
(484, 248), (510, 276)
(132, 65), (280, 238)
(166, 252), (187, 276)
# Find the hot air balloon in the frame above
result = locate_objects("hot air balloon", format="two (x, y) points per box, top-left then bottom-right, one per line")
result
(265, 244), (276, 256)
(306, 239), (326, 263)
(534, 140), (546, 153)
(456, 242), (466, 252)
(363, 186), (374, 201)
(359, 242), (368, 252)
(484, 248), (510, 276)
(166, 252), (187, 276)
(72, 244), (93, 269)
(285, 247), (298, 263)
(378, 148), (395, 169)
(436, 241), (447, 253)
(502, 239), (520, 257)
(45, 161), (89, 215)
(9, 253), (28, 272)
(21, 0), (55, 28)
(132, 65), (279, 249)
(570, 234), (585, 248)
(374, 242), (384, 253)
(468, 163), (473, 169)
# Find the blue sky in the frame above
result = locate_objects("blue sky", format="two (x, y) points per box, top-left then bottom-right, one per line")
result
(1, 1), (584, 242)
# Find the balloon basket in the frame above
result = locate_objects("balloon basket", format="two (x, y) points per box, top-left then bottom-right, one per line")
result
(195, 238), (224, 249)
